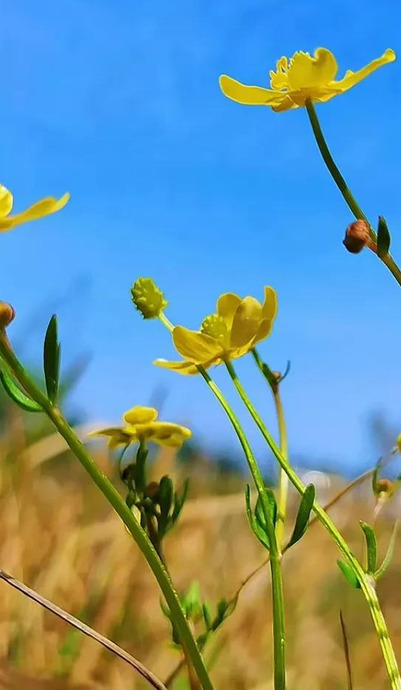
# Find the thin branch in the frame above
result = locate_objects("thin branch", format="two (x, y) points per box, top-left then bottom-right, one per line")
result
(0, 569), (168, 690)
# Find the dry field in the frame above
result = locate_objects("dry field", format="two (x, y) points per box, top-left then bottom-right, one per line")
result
(0, 404), (400, 690)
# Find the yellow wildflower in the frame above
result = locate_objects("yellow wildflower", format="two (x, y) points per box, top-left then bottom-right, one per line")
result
(91, 406), (192, 449)
(0, 184), (70, 232)
(154, 286), (277, 375)
(219, 48), (396, 112)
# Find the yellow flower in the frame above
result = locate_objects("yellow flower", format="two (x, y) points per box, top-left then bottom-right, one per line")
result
(91, 406), (192, 449)
(219, 48), (396, 112)
(154, 286), (277, 375)
(0, 184), (70, 232)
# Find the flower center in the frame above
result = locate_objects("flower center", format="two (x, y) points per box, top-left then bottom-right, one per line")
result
(201, 314), (229, 347)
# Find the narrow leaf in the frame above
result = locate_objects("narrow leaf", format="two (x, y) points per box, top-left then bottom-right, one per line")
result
(255, 488), (277, 530)
(374, 521), (399, 580)
(43, 315), (61, 404)
(0, 369), (42, 412)
(337, 560), (361, 589)
(171, 478), (189, 524)
(287, 484), (315, 548)
(244, 485), (270, 550)
(360, 521), (378, 574)
(377, 216), (391, 258)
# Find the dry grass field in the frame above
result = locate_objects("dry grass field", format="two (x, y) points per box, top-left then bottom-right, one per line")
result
(0, 402), (400, 690)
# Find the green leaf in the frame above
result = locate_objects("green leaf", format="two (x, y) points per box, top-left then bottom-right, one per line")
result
(43, 315), (61, 404)
(287, 484), (315, 548)
(202, 602), (213, 631)
(0, 369), (42, 412)
(337, 560), (361, 589)
(159, 475), (173, 516)
(377, 216), (391, 258)
(255, 488), (277, 530)
(171, 478), (189, 524)
(244, 485), (270, 550)
(374, 521), (399, 580)
(360, 521), (377, 574)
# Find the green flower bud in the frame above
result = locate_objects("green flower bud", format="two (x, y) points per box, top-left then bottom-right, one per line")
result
(131, 277), (168, 319)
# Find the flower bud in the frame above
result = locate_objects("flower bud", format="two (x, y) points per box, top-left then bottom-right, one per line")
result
(343, 220), (376, 254)
(131, 277), (168, 319)
(374, 478), (394, 497)
(0, 301), (15, 329)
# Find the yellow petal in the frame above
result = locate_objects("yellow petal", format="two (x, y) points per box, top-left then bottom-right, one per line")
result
(335, 48), (396, 93)
(154, 357), (219, 374)
(287, 48), (338, 91)
(0, 185), (13, 217)
(144, 421), (192, 448)
(0, 192), (70, 231)
(89, 426), (137, 447)
(173, 326), (220, 362)
(230, 297), (263, 348)
(252, 318), (274, 346)
(219, 75), (286, 106)
(123, 406), (158, 424)
(262, 286), (278, 321)
(217, 292), (242, 330)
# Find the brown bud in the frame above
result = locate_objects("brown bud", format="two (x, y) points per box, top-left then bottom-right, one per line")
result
(0, 302), (15, 329)
(343, 220), (376, 254)
(375, 478), (393, 496)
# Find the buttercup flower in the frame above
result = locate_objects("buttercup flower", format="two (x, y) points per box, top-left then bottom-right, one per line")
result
(0, 185), (70, 232)
(91, 406), (192, 449)
(219, 48), (396, 112)
(154, 287), (277, 375)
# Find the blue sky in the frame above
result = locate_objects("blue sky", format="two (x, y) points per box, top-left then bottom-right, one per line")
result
(1, 0), (401, 475)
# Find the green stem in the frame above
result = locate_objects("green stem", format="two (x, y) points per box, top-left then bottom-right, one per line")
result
(158, 314), (286, 689)
(200, 365), (286, 690)
(0, 334), (214, 690)
(305, 99), (401, 290)
(252, 349), (289, 548)
(225, 359), (400, 690)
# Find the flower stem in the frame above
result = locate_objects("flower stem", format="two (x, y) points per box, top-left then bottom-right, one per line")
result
(199, 365), (286, 690)
(305, 99), (401, 290)
(252, 348), (289, 548)
(157, 315), (286, 689)
(225, 359), (400, 690)
(0, 333), (214, 690)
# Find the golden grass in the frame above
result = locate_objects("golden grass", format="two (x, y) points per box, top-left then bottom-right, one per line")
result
(0, 413), (400, 690)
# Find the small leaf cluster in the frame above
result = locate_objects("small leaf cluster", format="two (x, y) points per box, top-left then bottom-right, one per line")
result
(161, 582), (236, 649)
(245, 483), (315, 553)
(338, 521), (398, 589)
(120, 443), (188, 553)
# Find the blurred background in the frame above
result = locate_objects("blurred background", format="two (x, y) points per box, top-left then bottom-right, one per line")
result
(1, 0), (401, 688)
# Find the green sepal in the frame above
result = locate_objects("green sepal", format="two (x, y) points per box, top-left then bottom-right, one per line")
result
(287, 484), (315, 549)
(0, 368), (42, 413)
(377, 216), (391, 258)
(43, 315), (61, 404)
(374, 521), (399, 580)
(360, 521), (377, 574)
(337, 560), (361, 589)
